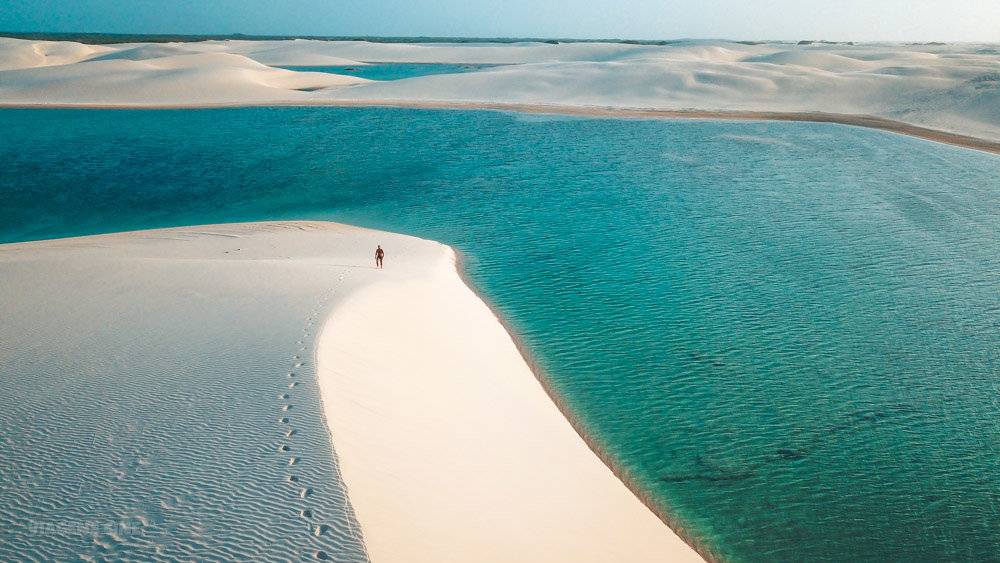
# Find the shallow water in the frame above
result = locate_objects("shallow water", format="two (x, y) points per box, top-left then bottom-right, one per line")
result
(1, 108), (998, 562)
(279, 63), (499, 80)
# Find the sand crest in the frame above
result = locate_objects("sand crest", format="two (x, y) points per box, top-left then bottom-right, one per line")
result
(317, 244), (703, 562)
(0, 221), (702, 561)
(2, 37), (1000, 145)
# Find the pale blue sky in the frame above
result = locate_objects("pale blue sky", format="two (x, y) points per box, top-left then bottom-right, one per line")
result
(3, 0), (1000, 42)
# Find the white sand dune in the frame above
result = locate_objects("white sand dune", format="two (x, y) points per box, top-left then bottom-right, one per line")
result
(0, 37), (112, 71)
(324, 43), (1000, 142)
(742, 50), (878, 71)
(0, 221), (376, 559)
(86, 43), (202, 62)
(214, 40), (369, 67)
(318, 246), (703, 563)
(215, 38), (674, 65)
(0, 221), (703, 562)
(0, 50), (366, 105)
(1, 36), (999, 143)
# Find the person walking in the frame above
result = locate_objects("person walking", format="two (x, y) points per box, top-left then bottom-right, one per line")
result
(375, 245), (385, 269)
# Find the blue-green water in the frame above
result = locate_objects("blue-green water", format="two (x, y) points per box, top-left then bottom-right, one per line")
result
(279, 63), (499, 80)
(2, 108), (998, 561)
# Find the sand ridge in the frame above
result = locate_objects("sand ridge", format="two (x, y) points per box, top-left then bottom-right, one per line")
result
(317, 242), (705, 562)
(2, 36), (1000, 146)
(0, 221), (704, 561)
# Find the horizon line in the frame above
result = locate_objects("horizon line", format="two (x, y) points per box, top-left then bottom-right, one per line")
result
(0, 31), (986, 46)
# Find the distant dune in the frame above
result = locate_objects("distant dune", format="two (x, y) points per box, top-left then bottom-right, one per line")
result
(1, 36), (999, 143)
(0, 37), (111, 70)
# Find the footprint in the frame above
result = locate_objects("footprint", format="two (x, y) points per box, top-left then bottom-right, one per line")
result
(288, 382), (298, 389)
(279, 445), (290, 452)
(289, 457), (298, 465)
(278, 393), (289, 400)
(300, 509), (313, 519)
(313, 524), (330, 537)
(287, 372), (295, 378)
(281, 405), (291, 412)
(288, 475), (299, 483)
(315, 551), (329, 560)
(293, 362), (304, 368)
(299, 487), (312, 499)
(285, 429), (296, 438)
(279, 417), (289, 424)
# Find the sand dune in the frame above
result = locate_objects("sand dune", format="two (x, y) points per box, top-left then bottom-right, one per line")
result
(0, 49), (366, 104)
(1, 36), (999, 143)
(323, 44), (1000, 142)
(742, 50), (878, 71)
(318, 245), (704, 562)
(87, 43), (202, 62)
(0, 221), (703, 561)
(219, 38), (676, 64)
(0, 37), (111, 71)
(220, 40), (368, 67)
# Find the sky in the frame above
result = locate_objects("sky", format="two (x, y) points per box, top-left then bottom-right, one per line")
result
(3, 0), (1000, 42)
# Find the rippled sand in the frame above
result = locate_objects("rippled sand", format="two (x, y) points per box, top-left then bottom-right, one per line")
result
(0, 221), (699, 561)
(0, 222), (376, 561)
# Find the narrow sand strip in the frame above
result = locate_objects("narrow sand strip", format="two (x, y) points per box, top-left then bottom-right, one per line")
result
(5, 100), (998, 155)
(316, 244), (703, 562)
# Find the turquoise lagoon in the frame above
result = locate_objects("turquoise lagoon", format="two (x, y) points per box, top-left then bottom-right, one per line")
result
(278, 63), (499, 80)
(1, 108), (998, 561)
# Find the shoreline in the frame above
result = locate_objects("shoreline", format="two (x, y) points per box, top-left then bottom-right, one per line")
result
(1, 220), (704, 559)
(3, 99), (999, 155)
(451, 250), (718, 562)
(316, 242), (705, 562)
